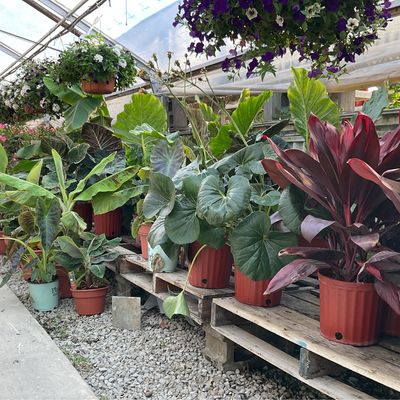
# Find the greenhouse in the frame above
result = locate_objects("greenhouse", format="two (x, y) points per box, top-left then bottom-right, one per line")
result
(1, 1), (400, 399)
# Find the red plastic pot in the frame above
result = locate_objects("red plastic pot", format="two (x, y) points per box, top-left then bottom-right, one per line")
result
(382, 305), (400, 337)
(94, 208), (122, 238)
(74, 202), (93, 231)
(56, 265), (72, 299)
(81, 77), (115, 94)
(188, 242), (233, 289)
(0, 231), (8, 255)
(71, 286), (108, 315)
(138, 223), (152, 260)
(234, 267), (282, 307)
(319, 273), (382, 346)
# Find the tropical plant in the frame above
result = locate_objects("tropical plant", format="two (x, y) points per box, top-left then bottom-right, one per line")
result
(0, 150), (138, 236)
(0, 197), (61, 285)
(175, 0), (391, 78)
(55, 233), (120, 289)
(53, 34), (137, 90)
(263, 113), (400, 315)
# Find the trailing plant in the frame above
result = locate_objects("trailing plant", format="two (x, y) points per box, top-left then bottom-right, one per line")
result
(175, 0), (391, 78)
(263, 113), (400, 315)
(53, 34), (137, 90)
(55, 233), (120, 289)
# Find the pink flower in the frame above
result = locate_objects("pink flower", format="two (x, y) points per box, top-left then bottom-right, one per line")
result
(0, 135), (7, 142)
(0, 123), (6, 129)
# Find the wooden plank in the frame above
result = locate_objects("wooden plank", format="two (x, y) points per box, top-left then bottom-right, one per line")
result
(121, 272), (157, 296)
(297, 277), (320, 288)
(212, 297), (400, 392)
(153, 270), (234, 299)
(212, 324), (374, 400)
(380, 337), (400, 354)
(281, 293), (319, 320)
(299, 348), (343, 378)
(289, 291), (320, 307)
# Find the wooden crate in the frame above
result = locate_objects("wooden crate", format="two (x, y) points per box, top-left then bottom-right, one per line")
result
(153, 270), (235, 325)
(210, 295), (400, 399)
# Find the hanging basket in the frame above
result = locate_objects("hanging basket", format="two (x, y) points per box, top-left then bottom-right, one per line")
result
(81, 77), (115, 94)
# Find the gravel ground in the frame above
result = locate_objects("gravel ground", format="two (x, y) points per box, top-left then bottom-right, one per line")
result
(2, 265), (324, 400)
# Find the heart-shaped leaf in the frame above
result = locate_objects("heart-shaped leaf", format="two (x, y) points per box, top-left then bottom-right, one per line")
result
(151, 139), (185, 178)
(230, 211), (298, 280)
(197, 175), (251, 226)
(163, 291), (190, 319)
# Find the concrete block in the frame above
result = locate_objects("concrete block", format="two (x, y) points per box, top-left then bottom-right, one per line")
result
(112, 296), (141, 330)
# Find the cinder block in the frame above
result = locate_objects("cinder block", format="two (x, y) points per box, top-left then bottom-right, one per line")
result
(112, 296), (141, 330)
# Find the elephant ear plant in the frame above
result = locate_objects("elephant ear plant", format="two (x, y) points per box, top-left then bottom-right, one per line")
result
(0, 197), (61, 286)
(0, 150), (138, 236)
(143, 142), (297, 319)
(263, 113), (400, 315)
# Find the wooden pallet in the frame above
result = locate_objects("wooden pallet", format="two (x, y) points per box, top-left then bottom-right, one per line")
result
(210, 296), (400, 399)
(152, 270), (235, 324)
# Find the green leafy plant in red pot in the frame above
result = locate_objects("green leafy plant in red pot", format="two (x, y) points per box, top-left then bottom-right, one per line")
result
(55, 233), (121, 315)
(263, 113), (400, 346)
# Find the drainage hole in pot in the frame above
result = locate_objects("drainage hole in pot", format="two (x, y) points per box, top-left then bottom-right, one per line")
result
(202, 278), (208, 284)
(265, 299), (272, 306)
(335, 332), (343, 340)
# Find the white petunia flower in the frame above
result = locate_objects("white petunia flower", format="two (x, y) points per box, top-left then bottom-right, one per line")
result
(312, 3), (324, 14)
(36, 84), (43, 89)
(40, 98), (47, 108)
(12, 103), (19, 111)
(4, 100), (11, 107)
(52, 103), (60, 112)
(118, 58), (127, 68)
(275, 15), (284, 27)
(94, 54), (104, 63)
(113, 47), (121, 57)
(347, 17), (360, 29)
(246, 7), (258, 20)
(304, 5), (315, 18)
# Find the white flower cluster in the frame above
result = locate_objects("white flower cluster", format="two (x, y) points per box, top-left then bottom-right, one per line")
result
(1, 84), (21, 112)
(304, 2), (324, 19)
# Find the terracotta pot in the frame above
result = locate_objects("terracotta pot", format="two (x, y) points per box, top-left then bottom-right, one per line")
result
(56, 265), (72, 299)
(188, 242), (233, 289)
(71, 286), (108, 315)
(0, 231), (8, 255)
(81, 77), (115, 94)
(319, 273), (382, 346)
(234, 267), (282, 307)
(93, 208), (122, 238)
(382, 304), (400, 337)
(74, 202), (93, 231)
(138, 223), (152, 260)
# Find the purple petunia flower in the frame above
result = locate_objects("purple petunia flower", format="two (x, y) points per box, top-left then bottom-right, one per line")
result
(263, 0), (274, 13)
(239, 0), (252, 8)
(261, 51), (274, 62)
(336, 18), (347, 33)
(195, 42), (204, 53)
(325, 0), (340, 13)
(246, 58), (259, 77)
(213, 0), (229, 16)
(221, 57), (231, 71)
(327, 65), (339, 73)
(308, 68), (322, 78)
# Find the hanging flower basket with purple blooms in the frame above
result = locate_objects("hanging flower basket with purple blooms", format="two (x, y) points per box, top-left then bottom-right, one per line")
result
(174, 0), (392, 78)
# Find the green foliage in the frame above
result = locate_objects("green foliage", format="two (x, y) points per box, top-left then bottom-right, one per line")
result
(362, 86), (389, 121)
(288, 68), (340, 145)
(64, 97), (104, 133)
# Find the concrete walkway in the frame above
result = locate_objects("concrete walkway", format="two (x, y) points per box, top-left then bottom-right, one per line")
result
(0, 285), (97, 400)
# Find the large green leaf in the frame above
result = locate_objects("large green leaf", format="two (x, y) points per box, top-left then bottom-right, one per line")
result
(148, 217), (169, 247)
(81, 123), (121, 153)
(251, 185), (281, 207)
(230, 211), (298, 280)
(36, 198), (61, 252)
(213, 143), (265, 176)
(0, 143), (7, 173)
(198, 220), (226, 249)
(43, 77), (84, 105)
(0, 173), (54, 199)
(362, 86), (389, 122)
(64, 97), (103, 133)
(288, 68), (340, 144)
(91, 185), (146, 215)
(68, 143), (90, 164)
(76, 166), (138, 201)
(230, 89), (272, 138)
(69, 152), (116, 199)
(165, 196), (200, 244)
(89, 263), (106, 279)
(16, 143), (43, 159)
(57, 236), (84, 259)
(26, 160), (43, 184)
(61, 210), (87, 233)
(142, 173), (175, 219)
(279, 184), (307, 235)
(52, 149), (68, 203)
(112, 92), (167, 138)
(197, 175), (251, 225)
(209, 125), (232, 158)
(150, 140), (185, 178)
(163, 291), (190, 319)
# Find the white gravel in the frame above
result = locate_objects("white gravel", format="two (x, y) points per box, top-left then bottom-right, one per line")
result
(1, 265), (330, 400)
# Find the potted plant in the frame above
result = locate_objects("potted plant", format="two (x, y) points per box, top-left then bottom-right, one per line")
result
(263, 113), (400, 346)
(0, 198), (61, 311)
(55, 233), (121, 315)
(54, 34), (137, 94)
(174, 0), (391, 78)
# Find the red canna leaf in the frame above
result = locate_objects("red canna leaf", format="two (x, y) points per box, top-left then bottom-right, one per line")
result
(261, 159), (290, 189)
(300, 215), (338, 243)
(279, 246), (343, 263)
(374, 280), (400, 315)
(350, 233), (380, 252)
